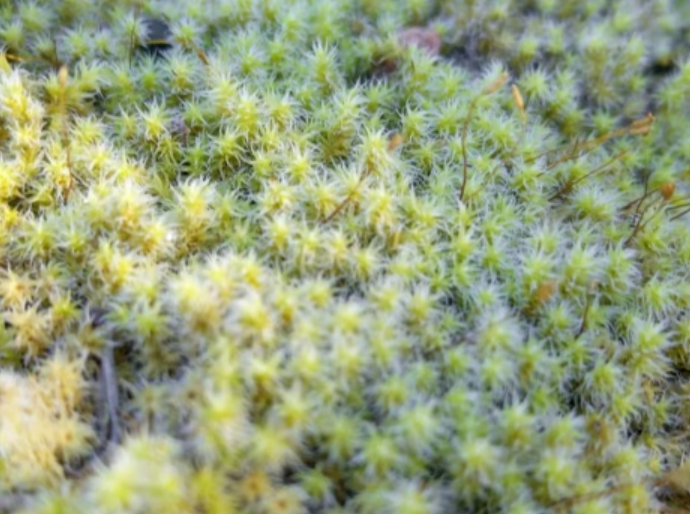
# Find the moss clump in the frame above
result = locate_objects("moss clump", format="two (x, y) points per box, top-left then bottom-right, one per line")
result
(1, 0), (690, 513)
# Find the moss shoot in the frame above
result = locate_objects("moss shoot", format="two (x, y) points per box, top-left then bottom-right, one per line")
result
(1, 0), (690, 513)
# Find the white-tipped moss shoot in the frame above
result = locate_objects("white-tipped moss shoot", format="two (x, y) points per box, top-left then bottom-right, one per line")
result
(1, 0), (690, 513)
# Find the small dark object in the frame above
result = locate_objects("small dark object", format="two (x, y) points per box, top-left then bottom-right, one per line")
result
(645, 58), (677, 78)
(88, 306), (109, 328)
(140, 17), (173, 59)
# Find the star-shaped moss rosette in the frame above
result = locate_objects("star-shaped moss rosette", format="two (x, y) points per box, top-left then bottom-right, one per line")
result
(1, 1), (690, 513)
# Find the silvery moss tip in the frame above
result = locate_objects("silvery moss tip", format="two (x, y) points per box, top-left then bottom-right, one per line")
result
(1, 0), (690, 513)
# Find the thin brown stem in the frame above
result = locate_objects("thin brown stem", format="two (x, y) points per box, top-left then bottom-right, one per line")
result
(143, 38), (170, 46)
(544, 145), (591, 172)
(568, 151), (625, 187)
(529, 114), (655, 172)
(128, 4), (142, 69)
(624, 197), (667, 247)
(623, 218), (644, 248)
(528, 135), (600, 168)
(548, 151), (625, 202)
(575, 287), (594, 338)
(619, 190), (658, 214)
(458, 73), (509, 202)
(666, 199), (690, 212)
(322, 170), (370, 224)
(634, 174), (651, 216)
(670, 206), (690, 222)
(64, 137), (73, 200)
(51, 35), (61, 70)
(459, 97), (478, 202)
(100, 344), (121, 445)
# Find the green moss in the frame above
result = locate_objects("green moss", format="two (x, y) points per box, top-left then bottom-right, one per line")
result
(1, 0), (690, 513)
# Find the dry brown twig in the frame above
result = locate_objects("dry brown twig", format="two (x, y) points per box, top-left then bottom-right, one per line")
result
(321, 134), (403, 225)
(459, 72), (509, 202)
(548, 150), (627, 202)
(528, 113), (655, 171)
(575, 282), (597, 338)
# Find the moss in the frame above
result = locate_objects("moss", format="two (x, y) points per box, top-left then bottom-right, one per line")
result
(1, 0), (690, 513)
